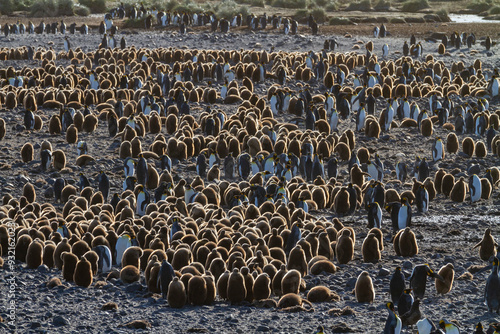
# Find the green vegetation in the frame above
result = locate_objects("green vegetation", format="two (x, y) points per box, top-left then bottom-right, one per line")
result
(329, 16), (353, 24)
(78, 0), (106, 13)
(466, 0), (495, 13)
(374, 0), (391, 10)
(57, 0), (75, 15)
(401, 0), (430, 12)
(345, 0), (373, 11)
(74, 3), (91, 15)
(30, 0), (58, 17)
(435, 8), (450, 21)
(489, 4), (500, 14)
(271, 0), (307, 8)
(123, 18), (146, 28)
(235, 0), (266, 8)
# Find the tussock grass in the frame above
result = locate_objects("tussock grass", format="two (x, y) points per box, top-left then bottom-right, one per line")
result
(401, 0), (430, 12)
(345, 0), (373, 11)
(78, 0), (106, 13)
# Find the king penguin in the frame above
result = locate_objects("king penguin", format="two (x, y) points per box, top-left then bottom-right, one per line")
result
(136, 184), (150, 216)
(115, 233), (132, 266)
(124, 157), (136, 178)
(485, 257), (500, 313)
(367, 202), (382, 229)
(93, 245), (112, 273)
(384, 302), (402, 334)
(390, 267), (406, 304)
(397, 197), (411, 230)
(136, 153), (148, 186)
(415, 184), (429, 213)
(410, 264), (443, 299)
(469, 174), (482, 203)
(98, 171), (110, 202)
(41, 149), (52, 171)
(432, 137), (445, 162)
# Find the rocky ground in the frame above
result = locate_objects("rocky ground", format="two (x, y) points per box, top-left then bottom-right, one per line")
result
(0, 17), (500, 334)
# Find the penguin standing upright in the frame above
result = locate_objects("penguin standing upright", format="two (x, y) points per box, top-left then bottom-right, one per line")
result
(197, 153), (207, 179)
(367, 202), (382, 228)
(124, 157), (136, 178)
(397, 197), (411, 230)
(469, 174), (482, 203)
(432, 137), (444, 162)
(64, 36), (71, 52)
(136, 154), (148, 186)
(136, 185), (150, 216)
(41, 149), (52, 171)
(396, 161), (407, 182)
(415, 184), (429, 213)
(98, 171), (110, 201)
(390, 267), (406, 304)
(115, 233), (132, 266)
(485, 257), (500, 313)
(384, 302), (402, 334)
(410, 264), (443, 299)
(158, 259), (176, 299)
(397, 289), (413, 316)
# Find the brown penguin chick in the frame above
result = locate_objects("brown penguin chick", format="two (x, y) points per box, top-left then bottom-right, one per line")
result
(438, 43), (446, 55)
(440, 173), (455, 197)
(227, 268), (246, 303)
(434, 169), (446, 194)
(272, 264), (288, 297)
(481, 178), (492, 199)
(147, 263), (161, 293)
(281, 269), (302, 295)
(15, 234), (33, 262)
(167, 277), (187, 308)
(241, 266), (255, 302)
(449, 177), (467, 202)
(187, 275), (208, 306)
(335, 229), (354, 265)
(121, 246), (143, 269)
(397, 227), (419, 257)
(420, 118), (433, 137)
(26, 239), (44, 269)
(362, 233), (381, 263)
(43, 243), (56, 268)
(82, 113), (98, 133)
(475, 140), (487, 158)
(277, 293), (314, 311)
(66, 124), (78, 144)
(23, 182), (36, 203)
(307, 285), (340, 302)
(172, 247), (192, 271)
(473, 228), (497, 261)
(52, 150), (66, 170)
(355, 271), (375, 303)
(435, 263), (454, 294)
(287, 244), (307, 277)
(333, 187), (351, 215)
(120, 265), (141, 284)
(46, 277), (62, 289)
(82, 250), (99, 275)
(334, 142), (351, 161)
(446, 133), (459, 154)
(61, 251), (78, 282)
(207, 164), (220, 181)
(34, 115), (43, 131)
(368, 227), (384, 251)
(217, 270), (231, 300)
(317, 232), (333, 260)
(462, 137), (475, 157)
(49, 115), (62, 134)
(350, 164), (368, 188)
(203, 273), (216, 305)
(120, 141), (132, 159)
(21, 142), (34, 163)
(71, 240), (91, 259)
(0, 118), (5, 140)
(53, 238), (71, 269)
(253, 273), (271, 301)
(74, 257), (93, 287)
(309, 259), (337, 275)
(357, 147), (370, 164)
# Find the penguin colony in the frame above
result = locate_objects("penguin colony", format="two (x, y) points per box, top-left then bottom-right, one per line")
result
(0, 7), (500, 333)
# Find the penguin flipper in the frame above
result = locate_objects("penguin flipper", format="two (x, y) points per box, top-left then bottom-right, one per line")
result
(472, 240), (482, 249)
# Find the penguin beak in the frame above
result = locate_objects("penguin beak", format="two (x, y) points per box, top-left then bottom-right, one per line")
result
(430, 271), (445, 282)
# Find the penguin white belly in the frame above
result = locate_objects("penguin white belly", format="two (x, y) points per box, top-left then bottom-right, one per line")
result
(397, 206), (408, 230)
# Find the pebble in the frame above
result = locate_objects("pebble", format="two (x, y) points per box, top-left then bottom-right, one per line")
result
(378, 268), (391, 276)
(402, 261), (413, 270)
(37, 264), (49, 273)
(52, 315), (69, 326)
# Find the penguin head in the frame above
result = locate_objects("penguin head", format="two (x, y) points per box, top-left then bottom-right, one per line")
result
(386, 301), (395, 311)
(493, 257), (499, 267)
